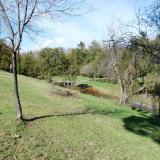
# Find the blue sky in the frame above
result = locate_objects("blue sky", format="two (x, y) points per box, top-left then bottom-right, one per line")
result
(21, 0), (153, 52)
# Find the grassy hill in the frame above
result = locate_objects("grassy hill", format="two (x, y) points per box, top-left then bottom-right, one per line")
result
(0, 71), (160, 160)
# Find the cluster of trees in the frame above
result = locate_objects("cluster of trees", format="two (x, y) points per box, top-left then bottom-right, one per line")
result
(0, 40), (11, 72)
(0, 40), (112, 81)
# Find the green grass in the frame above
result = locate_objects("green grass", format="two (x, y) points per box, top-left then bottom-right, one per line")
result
(76, 76), (118, 88)
(0, 71), (160, 160)
(76, 76), (119, 101)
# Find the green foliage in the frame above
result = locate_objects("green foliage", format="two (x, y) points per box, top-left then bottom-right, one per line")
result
(39, 48), (65, 80)
(19, 52), (40, 78)
(71, 42), (89, 71)
(145, 72), (160, 91)
(0, 40), (12, 71)
(81, 41), (107, 78)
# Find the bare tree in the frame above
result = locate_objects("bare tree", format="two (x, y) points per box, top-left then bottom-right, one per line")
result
(0, 0), (87, 121)
(104, 27), (134, 106)
(144, 0), (160, 32)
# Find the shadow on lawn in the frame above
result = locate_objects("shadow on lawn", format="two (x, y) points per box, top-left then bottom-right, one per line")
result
(123, 115), (160, 144)
(24, 112), (91, 122)
(24, 108), (123, 122)
(23, 106), (160, 144)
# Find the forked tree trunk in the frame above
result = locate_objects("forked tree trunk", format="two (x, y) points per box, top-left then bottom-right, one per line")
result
(119, 78), (128, 106)
(12, 52), (23, 120)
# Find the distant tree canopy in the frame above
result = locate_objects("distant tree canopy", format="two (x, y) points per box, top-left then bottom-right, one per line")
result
(2, 36), (158, 84)
(39, 48), (66, 82)
(19, 52), (40, 78)
(7, 41), (108, 80)
(0, 40), (11, 71)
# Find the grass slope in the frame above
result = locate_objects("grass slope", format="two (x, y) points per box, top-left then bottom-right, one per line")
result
(76, 76), (118, 91)
(0, 71), (160, 160)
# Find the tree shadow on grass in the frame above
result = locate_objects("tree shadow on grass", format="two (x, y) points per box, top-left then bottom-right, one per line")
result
(123, 115), (160, 144)
(23, 105), (160, 145)
(24, 111), (91, 122)
(24, 108), (123, 122)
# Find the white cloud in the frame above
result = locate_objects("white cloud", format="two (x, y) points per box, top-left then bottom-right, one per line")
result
(30, 37), (65, 51)
(41, 19), (94, 44)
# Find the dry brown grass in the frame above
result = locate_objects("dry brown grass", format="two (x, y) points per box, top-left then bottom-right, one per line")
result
(80, 87), (105, 97)
(51, 86), (77, 97)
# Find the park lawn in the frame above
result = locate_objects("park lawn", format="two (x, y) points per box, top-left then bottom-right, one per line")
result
(0, 71), (160, 160)
(76, 76), (119, 100)
(76, 76), (118, 89)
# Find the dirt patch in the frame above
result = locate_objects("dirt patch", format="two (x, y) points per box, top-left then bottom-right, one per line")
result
(51, 86), (77, 97)
(80, 87), (105, 97)
(76, 84), (118, 100)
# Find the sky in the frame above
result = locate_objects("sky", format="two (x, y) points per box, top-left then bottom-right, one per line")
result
(21, 0), (153, 52)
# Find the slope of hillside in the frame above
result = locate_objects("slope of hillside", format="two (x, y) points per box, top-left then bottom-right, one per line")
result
(0, 71), (160, 160)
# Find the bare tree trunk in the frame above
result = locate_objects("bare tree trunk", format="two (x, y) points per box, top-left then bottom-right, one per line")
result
(123, 91), (129, 106)
(17, 48), (21, 74)
(12, 52), (23, 120)
(48, 71), (52, 83)
(119, 85), (124, 104)
(119, 87), (127, 105)
(118, 78), (124, 104)
(158, 97), (160, 116)
(49, 75), (52, 83)
(118, 78), (128, 106)
(152, 96), (157, 115)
